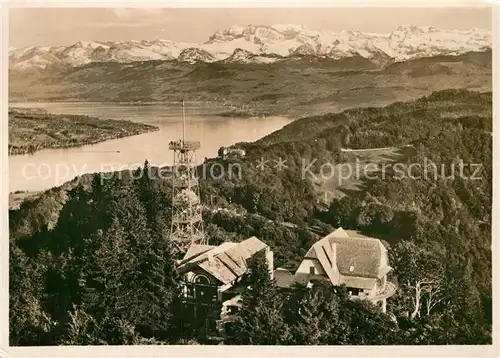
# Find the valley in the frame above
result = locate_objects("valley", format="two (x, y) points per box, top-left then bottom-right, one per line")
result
(9, 23), (492, 118)
(7, 16), (493, 347)
(9, 51), (492, 118)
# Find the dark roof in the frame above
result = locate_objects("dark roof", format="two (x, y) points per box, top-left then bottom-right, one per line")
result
(274, 268), (295, 288)
(274, 268), (331, 288)
(274, 268), (378, 290)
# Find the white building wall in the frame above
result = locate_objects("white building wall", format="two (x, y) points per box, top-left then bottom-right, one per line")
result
(367, 282), (378, 298)
(295, 258), (327, 276)
(380, 250), (388, 268)
(265, 247), (274, 279)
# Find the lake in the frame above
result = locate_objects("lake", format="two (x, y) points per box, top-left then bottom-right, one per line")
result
(9, 102), (294, 192)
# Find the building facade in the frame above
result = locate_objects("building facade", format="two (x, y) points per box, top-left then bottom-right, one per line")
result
(274, 228), (396, 312)
(177, 237), (273, 339)
(218, 146), (246, 159)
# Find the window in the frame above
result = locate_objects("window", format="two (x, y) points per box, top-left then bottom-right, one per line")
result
(193, 275), (214, 302)
(348, 287), (360, 296)
(194, 275), (209, 284)
(309, 266), (315, 275)
(227, 305), (239, 315)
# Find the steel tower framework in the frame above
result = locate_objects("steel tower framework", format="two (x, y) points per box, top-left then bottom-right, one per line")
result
(169, 100), (206, 254)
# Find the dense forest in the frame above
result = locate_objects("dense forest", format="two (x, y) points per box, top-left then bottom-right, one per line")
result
(9, 89), (492, 345)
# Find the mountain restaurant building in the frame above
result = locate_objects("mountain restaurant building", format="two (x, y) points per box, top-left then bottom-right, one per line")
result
(177, 236), (274, 339)
(274, 228), (397, 312)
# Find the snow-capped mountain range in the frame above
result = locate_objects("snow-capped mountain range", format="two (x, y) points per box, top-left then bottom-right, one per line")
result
(9, 24), (491, 70)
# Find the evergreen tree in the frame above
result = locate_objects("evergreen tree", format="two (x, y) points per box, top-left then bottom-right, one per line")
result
(9, 244), (54, 345)
(343, 299), (396, 345)
(286, 282), (337, 345)
(228, 253), (291, 345)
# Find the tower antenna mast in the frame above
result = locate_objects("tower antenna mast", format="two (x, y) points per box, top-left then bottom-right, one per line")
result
(169, 99), (206, 255)
(182, 99), (186, 142)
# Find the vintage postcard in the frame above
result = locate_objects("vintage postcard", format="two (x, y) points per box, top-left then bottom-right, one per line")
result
(1, 2), (496, 357)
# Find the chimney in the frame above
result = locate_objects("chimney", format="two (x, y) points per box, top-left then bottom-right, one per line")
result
(207, 251), (214, 263)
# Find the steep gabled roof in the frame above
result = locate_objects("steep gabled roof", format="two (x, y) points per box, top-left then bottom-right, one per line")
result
(181, 244), (216, 264)
(275, 229), (392, 290)
(306, 238), (339, 284)
(316, 228), (391, 279)
(226, 236), (268, 259)
(198, 254), (243, 284)
(179, 237), (269, 285)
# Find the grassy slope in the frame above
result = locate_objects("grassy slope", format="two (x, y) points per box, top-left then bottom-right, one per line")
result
(9, 51), (492, 118)
(240, 89), (492, 207)
(8, 110), (159, 155)
(310, 146), (418, 200)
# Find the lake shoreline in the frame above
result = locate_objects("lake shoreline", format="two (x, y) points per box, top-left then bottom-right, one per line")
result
(10, 100), (304, 123)
(8, 102), (293, 193)
(10, 100), (298, 118)
(9, 129), (159, 156)
(8, 109), (160, 156)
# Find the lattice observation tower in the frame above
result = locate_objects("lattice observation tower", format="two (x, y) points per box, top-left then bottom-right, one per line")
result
(169, 100), (206, 254)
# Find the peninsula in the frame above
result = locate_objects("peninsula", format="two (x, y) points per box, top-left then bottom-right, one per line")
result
(8, 108), (159, 155)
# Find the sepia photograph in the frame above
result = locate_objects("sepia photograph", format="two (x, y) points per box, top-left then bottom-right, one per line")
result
(3, 3), (495, 352)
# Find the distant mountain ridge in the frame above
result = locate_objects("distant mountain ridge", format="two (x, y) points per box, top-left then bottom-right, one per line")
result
(8, 50), (491, 115)
(9, 24), (491, 70)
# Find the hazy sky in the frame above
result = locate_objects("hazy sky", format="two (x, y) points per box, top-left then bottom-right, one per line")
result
(10, 7), (492, 48)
